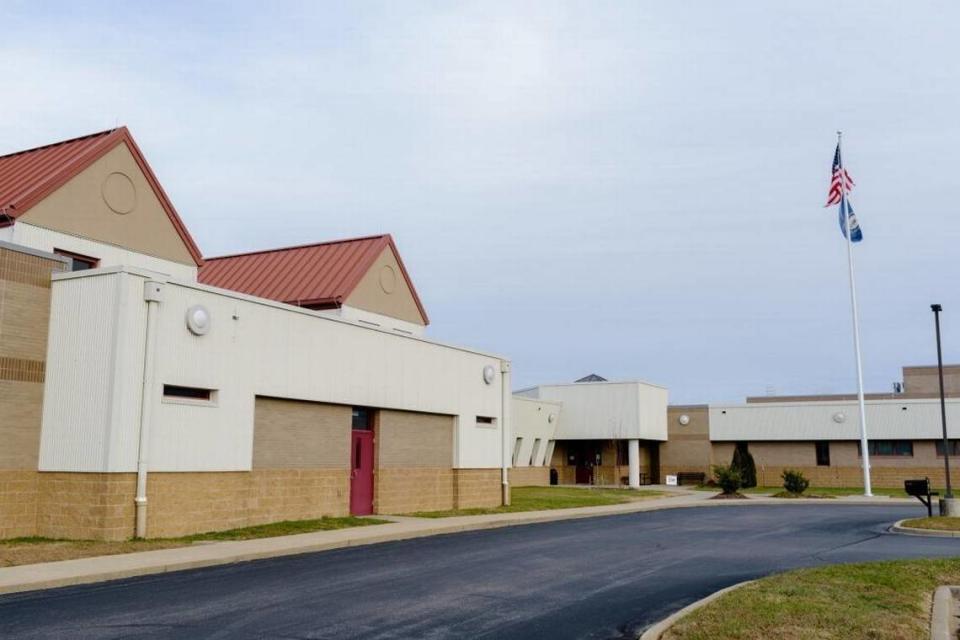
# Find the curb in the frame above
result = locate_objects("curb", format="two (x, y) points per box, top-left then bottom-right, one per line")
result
(0, 495), (922, 596)
(931, 585), (959, 640)
(889, 519), (960, 538)
(638, 579), (755, 640)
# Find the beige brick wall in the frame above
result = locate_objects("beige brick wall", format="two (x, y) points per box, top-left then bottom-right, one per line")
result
(34, 470), (351, 541)
(252, 397), (350, 469)
(146, 470), (349, 538)
(376, 467), (455, 513)
(0, 246), (65, 472)
(454, 468), (502, 509)
(510, 466), (550, 486)
(36, 472), (137, 541)
(661, 406), (712, 476)
(0, 470), (39, 538)
(378, 410), (453, 468)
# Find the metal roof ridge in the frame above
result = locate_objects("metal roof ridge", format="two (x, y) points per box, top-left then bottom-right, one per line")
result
(0, 127), (118, 160)
(203, 234), (390, 261)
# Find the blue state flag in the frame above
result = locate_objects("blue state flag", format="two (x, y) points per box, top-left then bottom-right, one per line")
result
(839, 197), (863, 243)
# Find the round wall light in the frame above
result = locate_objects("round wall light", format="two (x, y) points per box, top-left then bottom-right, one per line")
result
(482, 365), (496, 385)
(186, 305), (211, 336)
(548, 413), (556, 424)
(832, 412), (846, 424)
(678, 414), (690, 426)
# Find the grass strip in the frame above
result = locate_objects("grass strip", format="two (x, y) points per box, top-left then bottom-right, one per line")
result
(665, 558), (960, 640)
(407, 486), (664, 518)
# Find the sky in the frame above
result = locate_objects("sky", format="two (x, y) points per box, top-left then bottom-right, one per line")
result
(1, 2), (958, 403)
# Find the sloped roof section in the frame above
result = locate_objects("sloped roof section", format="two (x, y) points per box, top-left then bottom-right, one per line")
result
(199, 234), (429, 325)
(576, 374), (608, 383)
(0, 127), (203, 265)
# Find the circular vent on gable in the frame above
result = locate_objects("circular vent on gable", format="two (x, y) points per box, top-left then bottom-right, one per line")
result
(101, 172), (137, 214)
(379, 265), (397, 294)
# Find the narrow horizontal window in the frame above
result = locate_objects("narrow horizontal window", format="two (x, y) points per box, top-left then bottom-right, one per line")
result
(476, 416), (496, 428)
(858, 440), (913, 457)
(936, 440), (960, 457)
(54, 248), (99, 272)
(162, 384), (217, 405)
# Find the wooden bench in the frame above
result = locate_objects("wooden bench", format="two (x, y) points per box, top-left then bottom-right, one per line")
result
(677, 472), (706, 486)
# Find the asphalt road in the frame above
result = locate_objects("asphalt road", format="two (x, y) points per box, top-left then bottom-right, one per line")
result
(2, 504), (958, 639)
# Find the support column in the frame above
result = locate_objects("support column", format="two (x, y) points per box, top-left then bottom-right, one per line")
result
(628, 439), (640, 488)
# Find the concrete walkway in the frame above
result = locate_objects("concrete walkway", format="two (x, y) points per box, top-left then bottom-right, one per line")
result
(0, 487), (917, 595)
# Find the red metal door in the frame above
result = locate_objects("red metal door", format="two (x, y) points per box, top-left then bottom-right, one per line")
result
(350, 430), (374, 515)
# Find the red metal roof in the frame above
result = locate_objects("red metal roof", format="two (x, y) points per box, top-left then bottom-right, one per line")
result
(199, 234), (430, 325)
(0, 127), (203, 266)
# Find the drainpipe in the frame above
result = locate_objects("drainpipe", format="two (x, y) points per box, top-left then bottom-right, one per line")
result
(135, 280), (164, 539)
(500, 360), (512, 506)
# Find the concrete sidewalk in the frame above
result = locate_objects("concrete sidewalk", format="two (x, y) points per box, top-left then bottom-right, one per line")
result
(0, 488), (917, 596)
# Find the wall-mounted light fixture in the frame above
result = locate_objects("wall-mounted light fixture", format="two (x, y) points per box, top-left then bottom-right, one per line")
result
(186, 305), (211, 336)
(482, 364), (495, 385)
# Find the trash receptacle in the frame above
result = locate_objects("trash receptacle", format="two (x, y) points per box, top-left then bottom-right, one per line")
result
(550, 469), (558, 486)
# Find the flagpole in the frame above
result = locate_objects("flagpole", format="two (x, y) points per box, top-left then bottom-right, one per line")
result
(838, 130), (873, 497)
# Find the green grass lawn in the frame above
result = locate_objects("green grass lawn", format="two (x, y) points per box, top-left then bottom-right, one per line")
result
(665, 558), (960, 640)
(406, 486), (665, 518)
(0, 516), (389, 567)
(900, 517), (960, 532)
(179, 516), (388, 541)
(694, 485), (909, 498)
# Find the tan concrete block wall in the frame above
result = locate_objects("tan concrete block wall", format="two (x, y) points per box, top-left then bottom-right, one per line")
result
(454, 469), (502, 509)
(33, 470), (351, 541)
(0, 470), (39, 538)
(0, 246), (65, 472)
(252, 397), (351, 469)
(510, 466), (550, 486)
(378, 410), (453, 468)
(36, 473), (137, 541)
(904, 366), (960, 396)
(146, 470), (350, 538)
(754, 465), (952, 489)
(0, 381), (46, 469)
(375, 467), (455, 513)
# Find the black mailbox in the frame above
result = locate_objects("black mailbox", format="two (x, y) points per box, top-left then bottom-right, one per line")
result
(905, 477), (938, 517)
(905, 479), (930, 497)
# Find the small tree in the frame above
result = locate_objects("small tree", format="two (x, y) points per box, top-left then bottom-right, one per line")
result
(713, 464), (742, 495)
(731, 443), (757, 489)
(781, 469), (810, 495)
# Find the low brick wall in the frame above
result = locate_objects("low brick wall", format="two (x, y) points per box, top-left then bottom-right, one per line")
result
(0, 470), (39, 538)
(146, 469), (350, 538)
(35, 470), (350, 541)
(376, 467), (455, 514)
(755, 465), (950, 489)
(28, 466), (503, 540)
(37, 472), (137, 541)
(454, 469), (502, 509)
(510, 467), (550, 486)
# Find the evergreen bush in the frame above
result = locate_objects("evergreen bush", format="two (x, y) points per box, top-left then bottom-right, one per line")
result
(731, 443), (757, 489)
(713, 464), (742, 495)
(781, 469), (810, 495)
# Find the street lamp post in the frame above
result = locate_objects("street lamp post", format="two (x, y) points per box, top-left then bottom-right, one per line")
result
(932, 304), (953, 500)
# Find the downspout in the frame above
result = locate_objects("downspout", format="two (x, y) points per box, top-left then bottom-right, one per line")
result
(500, 360), (512, 506)
(135, 280), (164, 539)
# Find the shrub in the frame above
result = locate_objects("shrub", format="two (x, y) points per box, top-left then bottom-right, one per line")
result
(731, 443), (757, 489)
(713, 464), (742, 495)
(781, 469), (810, 495)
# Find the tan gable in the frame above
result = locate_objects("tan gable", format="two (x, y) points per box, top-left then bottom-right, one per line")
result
(346, 245), (427, 326)
(17, 143), (196, 266)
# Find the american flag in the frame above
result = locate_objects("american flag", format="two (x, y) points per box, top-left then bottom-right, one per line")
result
(825, 142), (854, 206)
